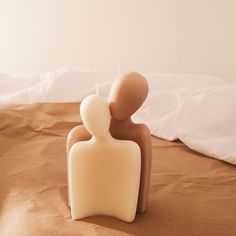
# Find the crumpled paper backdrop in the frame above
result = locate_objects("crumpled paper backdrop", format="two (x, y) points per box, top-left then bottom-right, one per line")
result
(0, 102), (236, 236)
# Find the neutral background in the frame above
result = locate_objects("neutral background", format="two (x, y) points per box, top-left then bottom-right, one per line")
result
(0, 0), (235, 81)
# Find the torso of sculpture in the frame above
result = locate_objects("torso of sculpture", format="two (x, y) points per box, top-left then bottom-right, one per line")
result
(68, 95), (141, 222)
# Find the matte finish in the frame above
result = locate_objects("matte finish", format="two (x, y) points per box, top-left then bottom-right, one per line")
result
(69, 95), (141, 222)
(67, 72), (152, 213)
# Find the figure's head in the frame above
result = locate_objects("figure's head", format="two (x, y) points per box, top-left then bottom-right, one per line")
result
(108, 72), (149, 120)
(80, 94), (111, 138)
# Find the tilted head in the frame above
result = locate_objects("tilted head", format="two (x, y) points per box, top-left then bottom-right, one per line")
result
(108, 72), (149, 120)
(80, 94), (111, 138)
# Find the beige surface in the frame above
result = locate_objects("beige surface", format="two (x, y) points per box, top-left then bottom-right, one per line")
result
(0, 103), (236, 236)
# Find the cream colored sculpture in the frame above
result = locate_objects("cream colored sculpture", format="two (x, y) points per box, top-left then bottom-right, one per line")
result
(68, 94), (141, 222)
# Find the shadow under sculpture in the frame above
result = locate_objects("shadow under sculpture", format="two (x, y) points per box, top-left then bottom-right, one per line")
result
(68, 94), (141, 222)
(67, 72), (152, 213)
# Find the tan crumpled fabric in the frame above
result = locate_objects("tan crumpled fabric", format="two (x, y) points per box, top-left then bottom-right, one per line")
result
(0, 103), (236, 236)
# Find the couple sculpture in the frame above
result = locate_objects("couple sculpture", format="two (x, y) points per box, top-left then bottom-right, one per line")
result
(67, 72), (152, 222)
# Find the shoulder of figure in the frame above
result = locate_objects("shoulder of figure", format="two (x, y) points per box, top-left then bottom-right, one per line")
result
(135, 123), (151, 137)
(67, 125), (84, 137)
(67, 125), (91, 141)
(117, 139), (141, 156)
(69, 140), (91, 158)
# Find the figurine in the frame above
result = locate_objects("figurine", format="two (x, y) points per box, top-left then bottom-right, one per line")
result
(69, 94), (141, 222)
(67, 72), (152, 213)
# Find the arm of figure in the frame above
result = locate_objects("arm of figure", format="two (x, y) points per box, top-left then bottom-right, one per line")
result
(137, 124), (152, 213)
(66, 125), (92, 156)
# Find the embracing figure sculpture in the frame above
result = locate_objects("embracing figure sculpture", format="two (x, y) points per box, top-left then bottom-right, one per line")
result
(67, 72), (152, 214)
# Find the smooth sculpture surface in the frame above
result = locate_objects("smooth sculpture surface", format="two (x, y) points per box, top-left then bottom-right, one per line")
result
(68, 95), (141, 222)
(67, 72), (152, 213)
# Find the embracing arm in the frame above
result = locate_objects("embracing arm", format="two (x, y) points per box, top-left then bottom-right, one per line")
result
(137, 124), (152, 213)
(66, 125), (92, 156)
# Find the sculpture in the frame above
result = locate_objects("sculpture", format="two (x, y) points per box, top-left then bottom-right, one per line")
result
(67, 72), (152, 213)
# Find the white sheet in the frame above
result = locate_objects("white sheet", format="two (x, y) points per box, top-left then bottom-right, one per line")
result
(0, 65), (226, 107)
(175, 84), (236, 165)
(1, 65), (235, 165)
(0, 65), (118, 107)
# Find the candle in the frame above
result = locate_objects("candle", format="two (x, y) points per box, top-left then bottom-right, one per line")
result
(67, 72), (151, 213)
(68, 94), (141, 222)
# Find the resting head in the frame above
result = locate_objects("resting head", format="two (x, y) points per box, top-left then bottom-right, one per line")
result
(80, 94), (111, 138)
(108, 72), (149, 120)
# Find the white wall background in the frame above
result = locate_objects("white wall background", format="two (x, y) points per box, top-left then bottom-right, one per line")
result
(0, 0), (235, 81)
